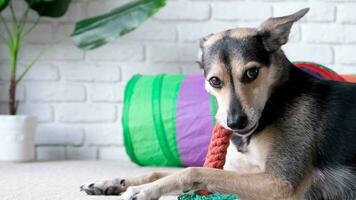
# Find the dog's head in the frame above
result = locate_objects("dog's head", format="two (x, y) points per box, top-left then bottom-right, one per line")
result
(198, 8), (309, 136)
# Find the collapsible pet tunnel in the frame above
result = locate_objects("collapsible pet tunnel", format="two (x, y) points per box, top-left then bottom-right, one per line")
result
(122, 62), (354, 167)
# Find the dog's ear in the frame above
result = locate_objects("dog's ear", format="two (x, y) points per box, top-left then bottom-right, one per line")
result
(196, 46), (203, 69)
(197, 34), (213, 69)
(258, 8), (309, 52)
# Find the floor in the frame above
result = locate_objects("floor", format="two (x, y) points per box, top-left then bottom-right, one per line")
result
(0, 161), (180, 200)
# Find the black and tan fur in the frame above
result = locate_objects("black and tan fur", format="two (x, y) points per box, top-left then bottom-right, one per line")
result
(81, 8), (356, 200)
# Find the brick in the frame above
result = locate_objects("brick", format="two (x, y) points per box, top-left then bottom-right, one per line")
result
(123, 20), (177, 42)
(178, 21), (268, 44)
(121, 63), (181, 81)
(17, 103), (53, 122)
(1, 62), (21, 80)
(89, 83), (124, 102)
(181, 64), (203, 75)
(36, 146), (66, 161)
(0, 62), (59, 81)
(59, 62), (120, 82)
(237, 21), (262, 28)
(96, 64), (122, 82)
(335, 45), (356, 64)
(179, 21), (237, 42)
(66, 146), (97, 160)
(20, 44), (84, 61)
(87, 0), (131, 18)
(0, 72), (8, 82)
(85, 124), (122, 145)
(147, 43), (197, 62)
(21, 44), (84, 61)
(303, 4), (335, 22)
(154, 2), (210, 21)
(22, 63), (59, 81)
(58, 2), (85, 22)
(283, 44), (333, 64)
(0, 24), (5, 37)
(59, 62), (93, 81)
(303, 24), (356, 44)
(53, 23), (76, 44)
(0, 83), (25, 102)
(26, 23), (53, 44)
(56, 103), (117, 123)
(273, 3), (335, 22)
(213, 2), (271, 21)
(86, 43), (144, 61)
(116, 103), (123, 124)
(0, 45), (8, 59)
(36, 124), (84, 145)
(98, 146), (130, 161)
(337, 4), (356, 24)
(26, 83), (86, 102)
(0, 102), (7, 114)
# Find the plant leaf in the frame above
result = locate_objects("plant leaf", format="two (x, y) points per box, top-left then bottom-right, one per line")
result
(71, 0), (166, 50)
(25, 0), (71, 17)
(0, 0), (9, 12)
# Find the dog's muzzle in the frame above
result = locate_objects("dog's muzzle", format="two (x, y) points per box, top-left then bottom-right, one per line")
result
(227, 113), (249, 130)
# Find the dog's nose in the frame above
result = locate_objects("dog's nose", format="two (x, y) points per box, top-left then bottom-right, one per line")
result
(227, 114), (248, 130)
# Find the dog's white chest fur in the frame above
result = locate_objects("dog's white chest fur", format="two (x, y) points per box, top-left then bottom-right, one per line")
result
(223, 135), (270, 174)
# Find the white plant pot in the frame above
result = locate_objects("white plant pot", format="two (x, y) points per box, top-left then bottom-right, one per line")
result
(0, 115), (37, 162)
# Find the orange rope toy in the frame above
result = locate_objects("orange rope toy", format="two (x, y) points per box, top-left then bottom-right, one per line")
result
(194, 124), (232, 196)
(203, 123), (233, 169)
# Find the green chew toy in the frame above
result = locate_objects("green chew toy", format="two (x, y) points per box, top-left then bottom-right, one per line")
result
(178, 191), (240, 200)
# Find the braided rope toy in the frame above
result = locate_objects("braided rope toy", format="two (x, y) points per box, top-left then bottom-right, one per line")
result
(203, 123), (232, 168)
(178, 124), (239, 200)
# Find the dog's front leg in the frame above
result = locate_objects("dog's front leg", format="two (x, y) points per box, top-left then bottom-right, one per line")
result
(81, 172), (170, 196)
(120, 167), (295, 200)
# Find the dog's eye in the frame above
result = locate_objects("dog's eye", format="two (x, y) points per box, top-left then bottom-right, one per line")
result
(209, 77), (223, 88)
(245, 67), (259, 82)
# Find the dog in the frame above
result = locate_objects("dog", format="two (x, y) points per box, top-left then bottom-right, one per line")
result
(81, 8), (356, 200)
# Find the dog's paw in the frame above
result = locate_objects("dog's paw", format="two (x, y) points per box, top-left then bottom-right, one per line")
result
(119, 184), (159, 200)
(80, 179), (127, 196)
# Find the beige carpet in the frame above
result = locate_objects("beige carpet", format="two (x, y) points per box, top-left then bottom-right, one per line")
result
(0, 161), (180, 200)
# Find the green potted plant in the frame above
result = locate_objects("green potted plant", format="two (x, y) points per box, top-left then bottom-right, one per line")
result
(0, 0), (165, 161)
(0, 0), (71, 161)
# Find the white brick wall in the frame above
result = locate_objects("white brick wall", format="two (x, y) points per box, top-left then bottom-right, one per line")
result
(1, 0), (356, 161)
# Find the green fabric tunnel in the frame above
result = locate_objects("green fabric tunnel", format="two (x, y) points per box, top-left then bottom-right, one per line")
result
(122, 74), (217, 167)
